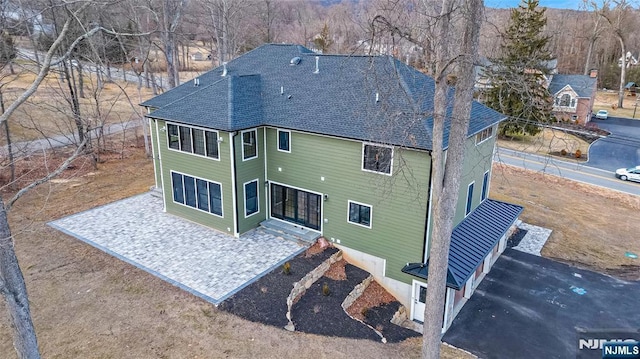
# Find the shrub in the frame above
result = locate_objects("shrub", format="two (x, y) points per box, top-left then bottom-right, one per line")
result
(322, 282), (330, 296)
(575, 149), (582, 158)
(360, 307), (369, 318)
(561, 149), (567, 156)
(282, 262), (291, 275)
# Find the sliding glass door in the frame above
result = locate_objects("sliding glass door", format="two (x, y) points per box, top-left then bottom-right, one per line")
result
(270, 183), (321, 230)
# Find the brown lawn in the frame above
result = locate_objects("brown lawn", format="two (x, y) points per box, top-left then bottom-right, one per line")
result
(593, 90), (640, 119)
(497, 128), (591, 160)
(491, 163), (640, 279)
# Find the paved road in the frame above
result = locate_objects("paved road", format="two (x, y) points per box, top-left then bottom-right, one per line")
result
(0, 120), (142, 157)
(443, 249), (640, 359)
(16, 47), (169, 90)
(588, 117), (640, 171)
(495, 147), (640, 196)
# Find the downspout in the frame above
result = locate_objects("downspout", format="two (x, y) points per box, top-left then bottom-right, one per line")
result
(423, 151), (434, 263)
(229, 131), (239, 237)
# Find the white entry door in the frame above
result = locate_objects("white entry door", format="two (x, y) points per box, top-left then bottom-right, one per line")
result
(412, 281), (428, 323)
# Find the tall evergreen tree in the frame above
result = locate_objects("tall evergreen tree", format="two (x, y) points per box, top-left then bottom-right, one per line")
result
(484, 0), (555, 137)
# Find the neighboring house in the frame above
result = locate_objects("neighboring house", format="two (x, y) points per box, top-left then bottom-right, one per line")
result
(474, 57), (558, 101)
(548, 70), (598, 124)
(618, 51), (639, 68)
(141, 44), (523, 332)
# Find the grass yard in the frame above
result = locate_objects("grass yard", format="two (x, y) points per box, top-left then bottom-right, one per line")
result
(0, 67), (156, 146)
(491, 163), (640, 279)
(497, 128), (591, 160)
(593, 90), (640, 119)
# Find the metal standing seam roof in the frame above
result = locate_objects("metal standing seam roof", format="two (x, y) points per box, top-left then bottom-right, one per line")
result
(548, 74), (597, 98)
(402, 198), (524, 290)
(142, 44), (506, 151)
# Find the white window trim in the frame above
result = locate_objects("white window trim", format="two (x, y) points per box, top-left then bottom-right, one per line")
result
(361, 142), (394, 176)
(165, 122), (221, 161)
(481, 170), (490, 202)
(465, 181), (475, 217)
(277, 129), (291, 153)
(243, 179), (260, 218)
(241, 129), (258, 161)
(170, 170), (224, 218)
(347, 200), (372, 229)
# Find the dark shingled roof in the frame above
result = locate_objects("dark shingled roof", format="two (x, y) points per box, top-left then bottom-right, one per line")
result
(402, 199), (523, 290)
(548, 74), (597, 98)
(143, 44), (505, 150)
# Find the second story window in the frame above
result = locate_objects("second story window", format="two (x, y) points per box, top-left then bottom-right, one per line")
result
(166, 123), (219, 159)
(243, 130), (257, 160)
(475, 127), (493, 145)
(362, 143), (392, 175)
(278, 130), (290, 152)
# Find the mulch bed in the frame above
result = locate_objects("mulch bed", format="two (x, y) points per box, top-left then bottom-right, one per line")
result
(362, 302), (420, 343)
(507, 227), (528, 248)
(219, 245), (338, 327)
(220, 245), (420, 342)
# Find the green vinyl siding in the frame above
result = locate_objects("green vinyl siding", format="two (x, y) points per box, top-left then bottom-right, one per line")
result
(266, 128), (431, 285)
(453, 125), (496, 225)
(235, 128), (266, 234)
(153, 119), (235, 235)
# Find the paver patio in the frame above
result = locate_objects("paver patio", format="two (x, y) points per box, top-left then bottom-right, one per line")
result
(48, 193), (306, 305)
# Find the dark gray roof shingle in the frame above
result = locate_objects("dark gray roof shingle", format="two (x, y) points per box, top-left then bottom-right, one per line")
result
(549, 74), (597, 98)
(143, 44), (505, 150)
(402, 199), (523, 290)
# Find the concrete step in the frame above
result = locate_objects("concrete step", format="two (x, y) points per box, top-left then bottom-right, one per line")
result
(259, 219), (321, 244)
(258, 227), (307, 245)
(149, 186), (163, 198)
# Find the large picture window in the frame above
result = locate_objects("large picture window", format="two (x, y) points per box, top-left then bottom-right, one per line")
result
(171, 171), (223, 216)
(166, 122), (219, 159)
(362, 144), (392, 174)
(244, 180), (259, 217)
(242, 130), (257, 160)
(348, 201), (372, 228)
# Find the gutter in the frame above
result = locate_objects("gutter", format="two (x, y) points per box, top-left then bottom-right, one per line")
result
(422, 151), (434, 263)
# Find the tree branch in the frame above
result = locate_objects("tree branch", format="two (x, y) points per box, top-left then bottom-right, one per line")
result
(6, 137), (88, 211)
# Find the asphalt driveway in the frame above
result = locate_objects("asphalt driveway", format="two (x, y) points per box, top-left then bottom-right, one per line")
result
(443, 249), (640, 359)
(588, 117), (640, 171)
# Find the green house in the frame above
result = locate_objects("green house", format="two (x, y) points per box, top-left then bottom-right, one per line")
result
(142, 44), (522, 331)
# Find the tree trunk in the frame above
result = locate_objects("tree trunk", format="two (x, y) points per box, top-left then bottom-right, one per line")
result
(0, 91), (15, 187)
(0, 197), (41, 359)
(618, 37), (625, 109)
(422, 0), (483, 358)
(62, 62), (84, 145)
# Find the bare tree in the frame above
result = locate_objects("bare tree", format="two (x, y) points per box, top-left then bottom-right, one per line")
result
(0, 2), (152, 357)
(600, 0), (634, 109)
(421, 0), (483, 357)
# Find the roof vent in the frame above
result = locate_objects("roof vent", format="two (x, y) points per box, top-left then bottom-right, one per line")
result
(222, 62), (227, 77)
(290, 57), (301, 65)
(314, 56), (319, 74)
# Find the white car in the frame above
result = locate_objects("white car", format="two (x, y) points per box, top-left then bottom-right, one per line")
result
(615, 166), (640, 182)
(595, 110), (608, 120)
